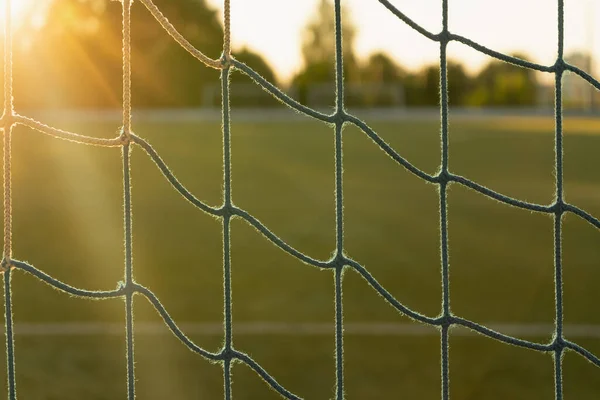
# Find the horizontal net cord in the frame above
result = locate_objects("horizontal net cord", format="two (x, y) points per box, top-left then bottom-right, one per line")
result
(7, 321), (600, 339)
(12, 258), (296, 396)
(2, 0), (600, 398)
(10, 114), (123, 147)
(6, 103), (600, 399)
(8, 251), (600, 369)
(9, 105), (600, 233)
(377, 0), (600, 80)
(135, 108), (600, 231)
(137, 0), (223, 69)
(7, 105), (600, 233)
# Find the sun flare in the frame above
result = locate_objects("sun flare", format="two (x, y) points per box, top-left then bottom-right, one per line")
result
(1, 0), (39, 28)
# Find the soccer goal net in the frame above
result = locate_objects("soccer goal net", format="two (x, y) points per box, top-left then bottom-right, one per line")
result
(1, 0), (600, 399)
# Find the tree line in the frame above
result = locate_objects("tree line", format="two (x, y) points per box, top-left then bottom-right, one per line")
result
(291, 0), (537, 108)
(4, 0), (538, 109)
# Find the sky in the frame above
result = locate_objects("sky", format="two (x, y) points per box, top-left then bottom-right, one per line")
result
(206, 0), (600, 83)
(1, 0), (598, 83)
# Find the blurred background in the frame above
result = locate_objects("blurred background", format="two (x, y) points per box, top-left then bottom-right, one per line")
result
(1, 0), (600, 399)
(3, 0), (600, 111)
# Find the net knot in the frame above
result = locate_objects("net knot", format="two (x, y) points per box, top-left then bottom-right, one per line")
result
(221, 204), (234, 219)
(220, 347), (234, 361)
(333, 110), (346, 124)
(119, 128), (132, 145)
(116, 280), (136, 295)
(438, 314), (452, 328)
(437, 170), (451, 184)
(220, 53), (233, 69)
(1, 258), (13, 273)
(1, 111), (14, 127)
(437, 30), (451, 43)
(553, 58), (566, 74)
(552, 336), (566, 351)
(551, 201), (566, 215)
(330, 253), (346, 269)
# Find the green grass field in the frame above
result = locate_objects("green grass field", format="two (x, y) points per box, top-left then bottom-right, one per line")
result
(1, 112), (600, 399)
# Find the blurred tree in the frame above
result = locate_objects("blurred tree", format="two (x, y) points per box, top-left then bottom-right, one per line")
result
(232, 48), (277, 85)
(12, 0), (225, 109)
(292, 0), (359, 106)
(467, 55), (537, 107)
(355, 52), (405, 107)
(403, 61), (470, 106)
(300, 0), (357, 71)
(227, 48), (280, 107)
(360, 52), (405, 83)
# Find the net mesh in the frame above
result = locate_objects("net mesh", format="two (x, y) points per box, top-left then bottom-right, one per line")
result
(2, 0), (600, 399)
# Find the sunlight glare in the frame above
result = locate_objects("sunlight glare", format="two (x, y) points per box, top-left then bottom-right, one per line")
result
(1, 0), (38, 28)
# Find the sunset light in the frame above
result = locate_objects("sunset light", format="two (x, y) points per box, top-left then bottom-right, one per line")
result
(1, 0), (39, 28)
(208, 0), (600, 82)
(0, 0), (599, 399)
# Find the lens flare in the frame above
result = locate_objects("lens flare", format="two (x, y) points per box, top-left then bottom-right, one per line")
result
(1, 0), (38, 28)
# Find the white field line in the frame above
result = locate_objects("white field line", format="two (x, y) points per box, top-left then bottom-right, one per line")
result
(22, 107), (596, 124)
(5, 322), (600, 338)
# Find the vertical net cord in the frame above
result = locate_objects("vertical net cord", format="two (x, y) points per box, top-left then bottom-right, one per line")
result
(223, 0), (231, 61)
(333, 0), (345, 398)
(553, 1), (565, 399)
(123, 144), (135, 400)
(122, 0), (132, 136)
(2, 0), (16, 398)
(221, 2), (233, 398)
(0, 0), (596, 398)
(439, 1), (450, 399)
(4, 270), (14, 400)
(221, 67), (233, 400)
(121, 0), (135, 398)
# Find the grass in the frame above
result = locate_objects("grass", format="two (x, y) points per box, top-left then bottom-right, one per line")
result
(0, 112), (599, 398)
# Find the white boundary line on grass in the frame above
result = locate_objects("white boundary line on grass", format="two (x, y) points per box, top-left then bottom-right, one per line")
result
(6, 322), (600, 338)
(21, 108), (599, 124)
